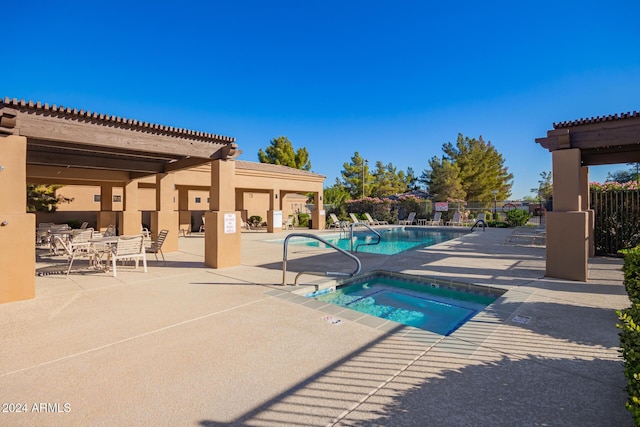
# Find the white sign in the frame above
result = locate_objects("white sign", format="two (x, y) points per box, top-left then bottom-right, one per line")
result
(273, 210), (283, 228)
(320, 210), (325, 216)
(435, 202), (449, 212)
(224, 213), (236, 234)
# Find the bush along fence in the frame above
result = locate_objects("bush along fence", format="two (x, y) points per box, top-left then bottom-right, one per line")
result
(591, 183), (640, 256)
(329, 196), (536, 227)
(617, 246), (640, 425)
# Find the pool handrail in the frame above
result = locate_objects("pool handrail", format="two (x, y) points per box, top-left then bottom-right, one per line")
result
(282, 233), (362, 286)
(349, 222), (382, 253)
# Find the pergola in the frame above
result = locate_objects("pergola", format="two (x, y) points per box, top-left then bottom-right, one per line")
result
(536, 111), (640, 281)
(0, 98), (325, 303)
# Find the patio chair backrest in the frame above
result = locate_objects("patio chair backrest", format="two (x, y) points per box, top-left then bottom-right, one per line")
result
(72, 228), (94, 244)
(151, 230), (169, 251)
(330, 213), (340, 224)
(114, 235), (144, 257)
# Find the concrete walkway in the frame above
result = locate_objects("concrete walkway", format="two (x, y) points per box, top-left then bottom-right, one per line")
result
(0, 227), (631, 426)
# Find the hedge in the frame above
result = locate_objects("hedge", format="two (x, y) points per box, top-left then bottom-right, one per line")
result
(618, 246), (640, 424)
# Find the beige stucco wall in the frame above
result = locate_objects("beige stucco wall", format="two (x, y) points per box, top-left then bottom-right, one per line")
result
(51, 162), (322, 231)
(0, 135), (35, 303)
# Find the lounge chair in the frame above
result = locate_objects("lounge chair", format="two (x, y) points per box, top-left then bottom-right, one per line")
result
(427, 212), (443, 226)
(329, 213), (348, 231)
(446, 212), (463, 226)
(364, 213), (388, 225)
(284, 216), (295, 230)
(399, 212), (416, 225)
(349, 213), (364, 226)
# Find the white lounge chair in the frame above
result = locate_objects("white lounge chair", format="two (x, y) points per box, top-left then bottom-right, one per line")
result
(446, 212), (463, 226)
(427, 212), (443, 226)
(364, 213), (388, 225)
(399, 212), (416, 225)
(284, 216), (295, 230)
(349, 213), (364, 226)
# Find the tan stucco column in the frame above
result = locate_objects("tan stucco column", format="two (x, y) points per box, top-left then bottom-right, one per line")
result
(312, 191), (325, 230)
(205, 159), (241, 268)
(150, 173), (178, 252)
(97, 185), (117, 233)
(546, 149), (588, 281)
(177, 186), (191, 235)
(266, 189), (282, 233)
(119, 179), (141, 236)
(0, 135), (35, 303)
(581, 167), (595, 257)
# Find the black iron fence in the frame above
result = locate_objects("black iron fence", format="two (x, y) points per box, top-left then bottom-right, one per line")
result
(591, 189), (640, 255)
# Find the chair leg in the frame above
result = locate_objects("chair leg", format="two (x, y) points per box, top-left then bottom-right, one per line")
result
(160, 249), (164, 263)
(142, 253), (147, 272)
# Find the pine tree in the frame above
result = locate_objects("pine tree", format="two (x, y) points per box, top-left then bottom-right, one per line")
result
(258, 136), (311, 171)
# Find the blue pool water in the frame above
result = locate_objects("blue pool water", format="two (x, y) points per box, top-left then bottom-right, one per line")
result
(307, 273), (501, 335)
(283, 227), (466, 255)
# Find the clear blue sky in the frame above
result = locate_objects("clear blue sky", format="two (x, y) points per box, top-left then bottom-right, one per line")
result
(5, 1), (640, 198)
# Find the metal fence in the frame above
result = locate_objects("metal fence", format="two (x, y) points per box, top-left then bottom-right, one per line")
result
(591, 189), (640, 255)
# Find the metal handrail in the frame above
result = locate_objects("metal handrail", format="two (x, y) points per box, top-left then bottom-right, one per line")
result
(349, 222), (382, 253)
(282, 233), (362, 286)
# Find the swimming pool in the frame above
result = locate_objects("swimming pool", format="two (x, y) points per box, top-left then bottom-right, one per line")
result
(280, 227), (466, 255)
(306, 271), (503, 335)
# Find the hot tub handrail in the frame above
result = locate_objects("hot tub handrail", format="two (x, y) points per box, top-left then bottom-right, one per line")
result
(282, 233), (362, 286)
(349, 222), (382, 253)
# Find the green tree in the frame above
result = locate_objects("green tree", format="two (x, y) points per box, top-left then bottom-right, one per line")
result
(530, 171), (552, 202)
(370, 161), (409, 197)
(27, 184), (73, 212)
(438, 133), (513, 201)
(258, 136), (311, 171)
(421, 156), (465, 201)
(402, 167), (420, 191)
(340, 152), (369, 199)
(607, 163), (640, 183)
(323, 179), (350, 206)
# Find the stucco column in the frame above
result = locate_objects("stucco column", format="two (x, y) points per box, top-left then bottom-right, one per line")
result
(119, 179), (141, 236)
(266, 189), (282, 233)
(205, 159), (241, 268)
(311, 191), (325, 230)
(150, 173), (178, 252)
(546, 149), (588, 281)
(97, 185), (117, 233)
(177, 186), (191, 236)
(581, 166), (595, 257)
(0, 135), (35, 303)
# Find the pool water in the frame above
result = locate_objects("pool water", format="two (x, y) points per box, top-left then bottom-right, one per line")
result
(307, 273), (501, 335)
(285, 227), (466, 255)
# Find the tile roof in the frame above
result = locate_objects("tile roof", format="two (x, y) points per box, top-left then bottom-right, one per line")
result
(553, 110), (640, 129)
(1, 97), (235, 143)
(235, 160), (325, 178)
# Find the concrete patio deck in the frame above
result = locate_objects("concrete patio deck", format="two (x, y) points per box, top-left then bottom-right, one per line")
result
(1, 227), (632, 426)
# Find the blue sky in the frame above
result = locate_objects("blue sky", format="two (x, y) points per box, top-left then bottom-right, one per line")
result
(5, 1), (640, 198)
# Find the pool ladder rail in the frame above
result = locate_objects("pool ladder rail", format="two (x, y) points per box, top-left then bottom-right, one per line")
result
(282, 233), (363, 286)
(348, 222), (382, 253)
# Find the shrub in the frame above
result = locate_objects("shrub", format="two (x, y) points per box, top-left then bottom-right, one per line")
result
(298, 213), (310, 227)
(505, 209), (530, 227)
(248, 216), (262, 227)
(618, 246), (640, 424)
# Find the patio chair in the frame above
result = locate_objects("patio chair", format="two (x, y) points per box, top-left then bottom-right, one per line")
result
(363, 212), (388, 225)
(199, 215), (205, 232)
(146, 229), (169, 262)
(111, 234), (147, 277)
(55, 228), (94, 276)
(328, 213), (343, 229)
(80, 221), (89, 229)
(284, 216), (294, 230)
(446, 212), (463, 226)
(349, 213), (364, 226)
(399, 212), (416, 225)
(427, 212), (443, 226)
